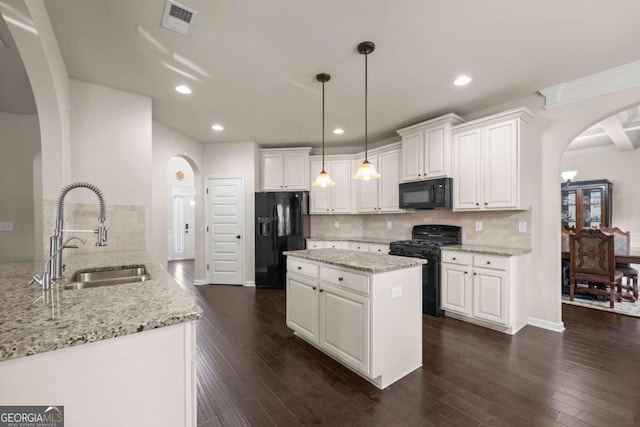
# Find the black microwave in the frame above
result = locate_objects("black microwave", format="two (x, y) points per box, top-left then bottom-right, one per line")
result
(398, 178), (452, 209)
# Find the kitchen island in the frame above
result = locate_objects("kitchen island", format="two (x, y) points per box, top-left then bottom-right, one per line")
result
(0, 251), (202, 427)
(284, 248), (426, 389)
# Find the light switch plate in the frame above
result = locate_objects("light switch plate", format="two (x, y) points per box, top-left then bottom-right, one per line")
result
(518, 221), (527, 232)
(334, 221), (340, 229)
(0, 221), (13, 232)
(391, 286), (402, 298)
(387, 221), (392, 230)
(475, 221), (482, 231)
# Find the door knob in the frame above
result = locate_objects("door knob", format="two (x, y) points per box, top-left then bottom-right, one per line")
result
(236, 235), (241, 239)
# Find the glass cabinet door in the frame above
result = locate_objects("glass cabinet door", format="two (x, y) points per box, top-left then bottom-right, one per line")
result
(561, 190), (577, 232)
(581, 187), (603, 229)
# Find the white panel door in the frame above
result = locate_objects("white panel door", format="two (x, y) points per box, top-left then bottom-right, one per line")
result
(319, 285), (370, 375)
(378, 149), (401, 212)
(261, 154), (284, 190)
(330, 159), (352, 213)
(286, 274), (319, 344)
(484, 119), (518, 208)
(441, 264), (471, 315)
(355, 156), (379, 212)
(401, 132), (423, 181)
(284, 152), (309, 190)
(309, 160), (330, 213)
(183, 195), (195, 259)
(473, 267), (508, 325)
(425, 126), (446, 178)
(206, 177), (244, 285)
(453, 129), (482, 210)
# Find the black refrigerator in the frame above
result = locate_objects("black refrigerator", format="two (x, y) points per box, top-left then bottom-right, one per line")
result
(255, 191), (310, 288)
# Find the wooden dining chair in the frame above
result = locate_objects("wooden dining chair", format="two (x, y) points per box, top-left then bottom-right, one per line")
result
(569, 228), (622, 308)
(601, 226), (638, 302)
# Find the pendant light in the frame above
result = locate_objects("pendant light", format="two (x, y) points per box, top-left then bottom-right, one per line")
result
(312, 73), (336, 187)
(353, 41), (381, 181)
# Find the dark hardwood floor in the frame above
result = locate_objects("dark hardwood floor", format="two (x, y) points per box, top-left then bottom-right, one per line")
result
(168, 260), (640, 427)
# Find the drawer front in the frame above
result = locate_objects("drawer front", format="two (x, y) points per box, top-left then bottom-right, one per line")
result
(288, 258), (319, 278)
(349, 242), (370, 251)
(320, 267), (370, 295)
(473, 254), (508, 270)
(441, 251), (472, 265)
(307, 240), (325, 249)
(324, 241), (345, 249)
(368, 243), (389, 254)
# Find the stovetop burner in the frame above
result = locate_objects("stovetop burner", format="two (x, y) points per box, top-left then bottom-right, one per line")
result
(389, 224), (462, 258)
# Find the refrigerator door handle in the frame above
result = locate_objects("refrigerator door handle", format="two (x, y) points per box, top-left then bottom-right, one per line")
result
(272, 204), (278, 253)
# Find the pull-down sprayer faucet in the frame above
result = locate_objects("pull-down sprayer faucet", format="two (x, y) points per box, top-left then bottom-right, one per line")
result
(33, 182), (108, 292)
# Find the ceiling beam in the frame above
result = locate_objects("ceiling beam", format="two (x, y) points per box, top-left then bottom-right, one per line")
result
(599, 116), (639, 151)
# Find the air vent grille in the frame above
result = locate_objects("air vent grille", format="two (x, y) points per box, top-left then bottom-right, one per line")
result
(161, 0), (198, 37)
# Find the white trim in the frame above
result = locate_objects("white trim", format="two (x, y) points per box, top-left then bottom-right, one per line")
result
(244, 281), (255, 287)
(193, 279), (205, 286)
(527, 317), (565, 333)
(539, 60), (640, 108)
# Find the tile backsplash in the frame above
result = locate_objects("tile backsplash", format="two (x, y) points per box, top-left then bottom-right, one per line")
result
(42, 201), (145, 258)
(311, 209), (532, 249)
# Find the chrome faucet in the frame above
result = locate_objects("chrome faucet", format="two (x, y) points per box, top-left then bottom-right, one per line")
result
(30, 236), (87, 292)
(46, 182), (108, 288)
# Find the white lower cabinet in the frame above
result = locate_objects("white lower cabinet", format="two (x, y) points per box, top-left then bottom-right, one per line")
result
(441, 249), (528, 334)
(286, 256), (422, 389)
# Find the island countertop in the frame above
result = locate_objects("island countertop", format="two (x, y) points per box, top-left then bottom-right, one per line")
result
(0, 251), (202, 362)
(442, 245), (531, 256)
(283, 248), (426, 273)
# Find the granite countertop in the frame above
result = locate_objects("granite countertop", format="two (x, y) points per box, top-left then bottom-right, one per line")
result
(442, 245), (531, 256)
(284, 248), (426, 273)
(307, 237), (393, 245)
(0, 251), (202, 362)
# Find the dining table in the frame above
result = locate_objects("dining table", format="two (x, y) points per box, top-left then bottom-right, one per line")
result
(561, 248), (640, 264)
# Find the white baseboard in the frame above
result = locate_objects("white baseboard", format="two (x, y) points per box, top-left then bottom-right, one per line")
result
(244, 281), (255, 287)
(527, 317), (565, 333)
(193, 280), (206, 286)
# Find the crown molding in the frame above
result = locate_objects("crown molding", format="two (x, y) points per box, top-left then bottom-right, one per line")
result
(539, 60), (640, 108)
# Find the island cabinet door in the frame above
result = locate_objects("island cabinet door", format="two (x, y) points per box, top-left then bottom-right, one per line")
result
(286, 274), (319, 344)
(319, 284), (371, 375)
(441, 263), (472, 316)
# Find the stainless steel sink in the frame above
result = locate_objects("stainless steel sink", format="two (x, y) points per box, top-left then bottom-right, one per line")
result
(64, 265), (150, 290)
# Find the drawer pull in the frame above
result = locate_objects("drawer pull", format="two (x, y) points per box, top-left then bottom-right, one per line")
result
(312, 286), (317, 290)
(319, 289), (324, 293)
(297, 266), (302, 270)
(486, 261), (491, 265)
(338, 277), (344, 281)
(452, 257), (456, 260)
(464, 271), (468, 274)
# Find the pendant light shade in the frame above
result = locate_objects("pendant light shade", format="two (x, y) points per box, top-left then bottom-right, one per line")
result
(312, 73), (335, 188)
(353, 41), (381, 181)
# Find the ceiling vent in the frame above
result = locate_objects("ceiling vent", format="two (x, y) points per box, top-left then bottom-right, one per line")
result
(161, 0), (198, 37)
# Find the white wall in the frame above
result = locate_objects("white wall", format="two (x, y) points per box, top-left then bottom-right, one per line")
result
(152, 121), (204, 277)
(203, 141), (257, 284)
(69, 79), (152, 251)
(562, 148), (640, 246)
(0, 113), (40, 262)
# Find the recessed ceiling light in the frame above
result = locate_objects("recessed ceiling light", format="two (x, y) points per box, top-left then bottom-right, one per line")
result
(333, 128), (344, 135)
(175, 85), (192, 94)
(211, 124), (224, 131)
(454, 75), (472, 86)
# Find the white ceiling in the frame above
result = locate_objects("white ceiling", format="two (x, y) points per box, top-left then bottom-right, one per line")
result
(6, 1), (640, 150)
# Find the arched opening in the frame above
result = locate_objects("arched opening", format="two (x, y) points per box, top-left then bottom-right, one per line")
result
(166, 156), (197, 262)
(559, 103), (640, 314)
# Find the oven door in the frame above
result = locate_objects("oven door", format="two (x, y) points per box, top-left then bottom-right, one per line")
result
(422, 254), (443, 316)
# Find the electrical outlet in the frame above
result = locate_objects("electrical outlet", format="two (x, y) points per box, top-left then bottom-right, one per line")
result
(475, 221), (482, 232)
(334, 220), (340, 229)
(387, 221), (392, 230)
(518, 221), (527, 232)
(0, 221), (13, 232)
(391, 286), (402, 298)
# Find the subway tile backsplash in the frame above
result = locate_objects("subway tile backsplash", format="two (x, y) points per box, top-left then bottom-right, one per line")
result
(42, 201), (145, 258)
(311, 209), (531, 249)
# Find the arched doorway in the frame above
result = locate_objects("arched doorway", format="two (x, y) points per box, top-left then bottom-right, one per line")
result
(167, 156), (196, 261)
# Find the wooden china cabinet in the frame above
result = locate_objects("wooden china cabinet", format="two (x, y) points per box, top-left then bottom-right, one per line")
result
(560, 179), (612, 232)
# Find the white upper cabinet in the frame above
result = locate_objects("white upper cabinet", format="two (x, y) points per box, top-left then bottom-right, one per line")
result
(451, 108), (533, 211)
(260, 148), (311, 191)
(309, 157), (353, 214)
(397, 113), (465, 182)
(355, 144), (403, 213)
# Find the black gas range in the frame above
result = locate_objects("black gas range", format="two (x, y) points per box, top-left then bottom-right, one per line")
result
(389, 225), (461, 316)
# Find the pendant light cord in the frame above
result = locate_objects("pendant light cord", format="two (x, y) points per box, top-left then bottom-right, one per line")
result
(364, 52), (368, 161)
(322, 79), (325, 170)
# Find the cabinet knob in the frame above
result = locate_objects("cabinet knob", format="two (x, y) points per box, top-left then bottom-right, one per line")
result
(484, 202), (488, 206)
(331, 209), (335, 211)
(475, 203), (479, 206)
(338, 277), (344, 281)
(319, 289), (324, 293)
(312, 286), (317, 290)
(464, 271), (468, 274)
(418, 174), (421, 177)
(377, 249), (381, 252)
(452, 257), (456, 260)
(326, 209), (329, 211)
(473, 272), (477, 276)
(297, 266), (302, 270)
(486, 261), (491, 265)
